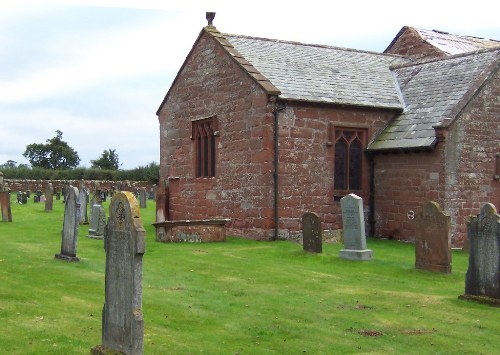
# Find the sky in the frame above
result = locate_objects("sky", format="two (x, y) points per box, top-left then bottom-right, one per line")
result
(1, 0), (499, 169)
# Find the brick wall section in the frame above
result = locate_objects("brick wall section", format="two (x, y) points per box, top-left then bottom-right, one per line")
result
(386, 27), (445, 60)
(158, 30), (275, 239)
(277, 103), (395, 239)
(444, 68), (500, 246)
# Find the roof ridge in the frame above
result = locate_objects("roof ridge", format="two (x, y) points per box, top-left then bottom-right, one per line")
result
(390, 46), (500, 69)
(415, 27), (500, 43)
(223, 32), (405, 59)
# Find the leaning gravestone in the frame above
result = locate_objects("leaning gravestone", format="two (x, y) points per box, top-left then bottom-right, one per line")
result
(54, 186), (80, 262)
(302, 212), (322, 253)
(415, 201), (452, 273)
(339, 194), (373, 261)
(92, 191), (145, 355)
(87, 204), (106, 239)
(45, 183), (54, 212)
(461, 203), (500, 302)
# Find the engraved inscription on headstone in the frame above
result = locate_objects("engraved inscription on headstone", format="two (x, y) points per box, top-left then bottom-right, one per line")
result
(55, 186), (80, 262)
(463, 203), (500, 300)
(92, 191), (145, 355)
(302, 212), (322, 253)
(415, 201), (452, 273)
(339, 193), (373, 261)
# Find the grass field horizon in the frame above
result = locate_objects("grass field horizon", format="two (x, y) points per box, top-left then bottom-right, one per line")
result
(0, 193), (498, 354)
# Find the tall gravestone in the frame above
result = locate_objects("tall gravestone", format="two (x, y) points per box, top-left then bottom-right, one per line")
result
(87, 204), (106, 239)
(0, 172), (11, 222)
(138, 187), (147, 209)
(55, 186), (80, 262)
(340, 194), (373, 261)
(45, 183), (54, 212)
(462, 203), (500, 300)
(78, 180), (89, 224)
(415, 201), (452, 273)
(92, 192), (145, 355)
(302, 212), (322, 253)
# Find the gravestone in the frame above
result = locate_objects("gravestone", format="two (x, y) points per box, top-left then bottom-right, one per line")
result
(302, 212), (322, 253)
(0, 191), (12, 222)
(415, 201), (452, 273)
(87, 204), (106, 239)
(21, 192), (27, 204)
(78, 180), (89, 224)
(34, 195), (40, 203)
(62, 182), (69, 202)
(138, 187), (147, 209)
(148, 185), (156, 200)
(463, 203), (500, 300)
(45, 183), (54, 212)
(55, 191), (61, 200)
(55, 186), (80, 262)
(92, 191), (145, 355)
(339, 193), (373, 261)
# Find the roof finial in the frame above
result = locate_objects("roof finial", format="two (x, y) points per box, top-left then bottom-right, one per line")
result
(206, 12), (216, 26)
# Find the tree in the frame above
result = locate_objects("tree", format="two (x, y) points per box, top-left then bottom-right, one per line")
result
(23, 130), (80, 169)
(91, 148), (121, 170)
(0, 160), (17, 168)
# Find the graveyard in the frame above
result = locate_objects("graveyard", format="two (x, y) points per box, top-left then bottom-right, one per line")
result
(1, 192), (499, 354)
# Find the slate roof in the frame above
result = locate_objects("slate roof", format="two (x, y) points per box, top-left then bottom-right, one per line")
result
(368, 48), (500, 151)
(223, 33), (409, 110)
(411, 28), (500, 56)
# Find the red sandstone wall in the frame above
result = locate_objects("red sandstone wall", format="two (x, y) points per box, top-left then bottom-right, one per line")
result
(373, 69), (500, 247)
(278, 103), (394, 238)
(386, 27), (446, 60)
(444, 68), (500, 246)
(158, 30), (275, 239)
(373, 149), (446, 243)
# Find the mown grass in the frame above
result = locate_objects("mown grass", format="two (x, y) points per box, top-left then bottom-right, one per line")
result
(0, 193), (498, 354)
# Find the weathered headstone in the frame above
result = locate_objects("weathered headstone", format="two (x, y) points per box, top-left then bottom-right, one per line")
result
(55, 191), (61, 200)
(87, 204), (106, 239)
(21, 192), (27, 204)
(138, 187), (147, 209)
(0, 191), (12, 222)
(155, 185), (168, 241)
(148, 185), (156, 200)
(78, 180), (89, 224)
(92, 191), (145, 355)
(415, 201), (452, 273)
(339, 193), (373, 261)
(55, 186), (80, 262)
(62, 182), (69, 202)
(45, 183), (54, 212)
(463, 203), (500, 300)
(302, 212), (322, 253)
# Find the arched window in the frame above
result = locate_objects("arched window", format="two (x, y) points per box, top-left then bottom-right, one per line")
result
(334, 129), (365, 191)
(192, 118), (217, 177)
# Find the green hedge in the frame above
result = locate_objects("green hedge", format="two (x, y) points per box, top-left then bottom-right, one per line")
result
(1, 163), (159, 183)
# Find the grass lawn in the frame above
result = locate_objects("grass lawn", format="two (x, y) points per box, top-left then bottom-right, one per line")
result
(0, 193), (498, 354)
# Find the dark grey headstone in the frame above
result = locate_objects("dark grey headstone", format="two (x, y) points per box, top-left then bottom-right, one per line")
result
(302, 212), (322, 253)
(415, 201), (452, 273)
(94, 191), (145, 354)
(464, 203), (500, 299)
(78, 180), (89, 224)
(339, 193), (372, 261)
(21, 192), (27, 204)
(55, 186), (80, 262)
(87, 204), (106, 239)
(138, 188), (146, 209)
(45, 183), (54, 212)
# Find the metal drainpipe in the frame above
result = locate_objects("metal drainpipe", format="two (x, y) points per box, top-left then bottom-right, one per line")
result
(272, 102), (286, 241)
(368, 153), (376, 237)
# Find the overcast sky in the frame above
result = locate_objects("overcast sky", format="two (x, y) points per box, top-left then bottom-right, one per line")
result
(1, 0), (499, 169)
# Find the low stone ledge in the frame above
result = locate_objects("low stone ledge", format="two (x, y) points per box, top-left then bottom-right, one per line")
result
(153, 219), (230, 243)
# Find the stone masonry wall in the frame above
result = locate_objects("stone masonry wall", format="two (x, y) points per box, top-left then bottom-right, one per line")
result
(385, 27), (446, 60)
(158, 30), (275, 240)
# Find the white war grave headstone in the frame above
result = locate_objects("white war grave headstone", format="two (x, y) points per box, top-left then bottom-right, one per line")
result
(340, 193), (373, 261)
